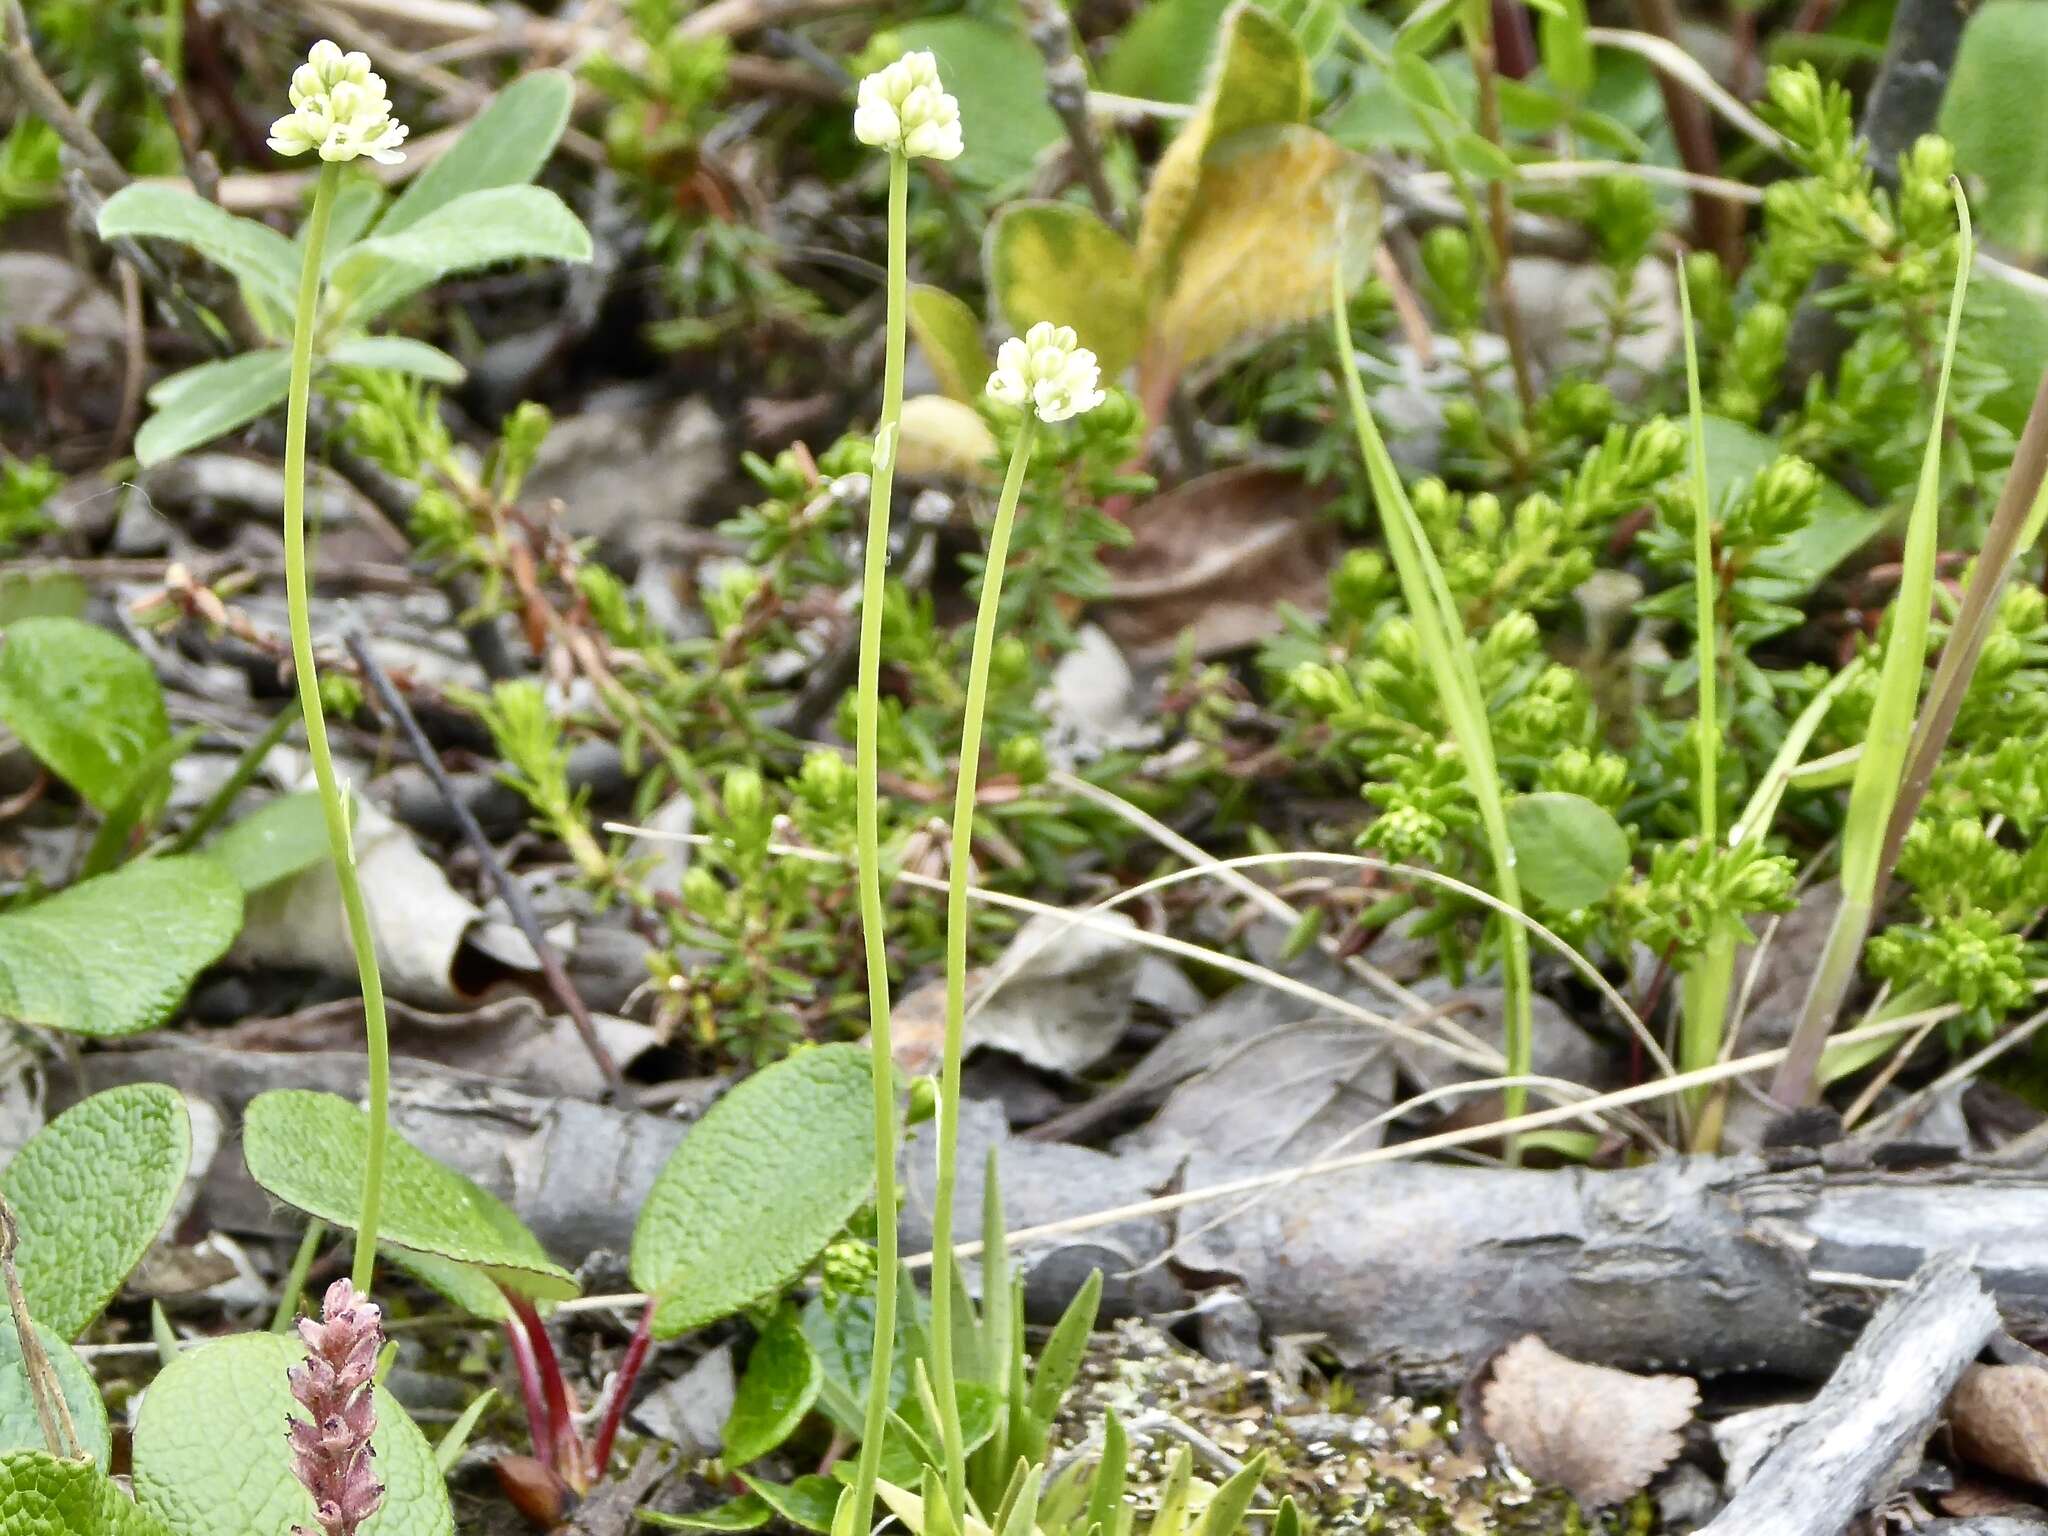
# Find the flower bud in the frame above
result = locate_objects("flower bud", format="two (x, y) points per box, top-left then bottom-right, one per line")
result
(986, 321), (1106, 423)
(853, 50), (963, 161)
(269, 40), (408, 164)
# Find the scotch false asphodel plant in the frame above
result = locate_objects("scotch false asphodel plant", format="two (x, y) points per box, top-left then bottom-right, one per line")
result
(269, 40), (406, 1296)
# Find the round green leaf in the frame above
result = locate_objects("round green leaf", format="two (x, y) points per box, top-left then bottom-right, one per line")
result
(640, 1496), (772, 1532)
(0, 1452), (172, 1536)
(0, 1324), (110, 1464)
(0, 857), (244, 1039)
(133, 1332), (451, 1536)
(241, 1090), (576, 1301)
(1505, 792), (1632, 911)
(630, 1044), (876, 1339)
(2, 1084), (192, 1340)
(203, 792), (330, 894)
(985, 203), (1145, 381)
(1940, 0), (2048, 260)
(723, 1315), (822, 1468)
(0, 617), (169, 812)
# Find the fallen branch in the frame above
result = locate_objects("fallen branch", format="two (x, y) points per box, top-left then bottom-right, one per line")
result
(1697, 1252), (1997, 1536)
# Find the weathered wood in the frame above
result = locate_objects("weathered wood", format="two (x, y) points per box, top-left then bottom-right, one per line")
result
(1697, 1254), (1997, 1536)
(68, 1051), (2048, 1391)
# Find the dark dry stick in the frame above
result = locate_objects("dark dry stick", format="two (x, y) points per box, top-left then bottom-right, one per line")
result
(343, 627), (627, 1103)
(1017, 0), (1122, 230)
(0, 1194), (84, 1460)
(1631, 0), (1744, 269)
(0, 0), (127, 189)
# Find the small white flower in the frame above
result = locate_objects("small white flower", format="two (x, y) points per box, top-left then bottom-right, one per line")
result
(268, 38), (409, 165)
(986, 321), (1106, 423)
(852, 50), (963, 161)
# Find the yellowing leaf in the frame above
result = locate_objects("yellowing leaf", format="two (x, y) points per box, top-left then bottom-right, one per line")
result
(1136, 3), (1311, 293)
(1151, 126), (1378, 373)
(985, 202), (1145, 380)
(906, 285), (992, 404)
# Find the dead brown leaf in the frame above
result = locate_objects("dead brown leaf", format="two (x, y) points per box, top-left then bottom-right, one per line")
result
(1479, 1334), (1700, 1509)
(1099, 466), (1337, 663)
(1951, 1364), (2048, 1488)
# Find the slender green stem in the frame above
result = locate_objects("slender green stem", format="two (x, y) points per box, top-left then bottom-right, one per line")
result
(271, 1218), (327, 1333)
(1678, 262), (1717, 850)
(929, 414), (1038, 1521)
(282, 161), (392, 1295)
(1329, 256), (1533, 1149)
(1675, 258), (1726, 1142)
(848, 148), (911, 1536)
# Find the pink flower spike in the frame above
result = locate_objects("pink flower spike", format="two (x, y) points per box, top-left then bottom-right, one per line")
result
(287, 1280), (386, 1536)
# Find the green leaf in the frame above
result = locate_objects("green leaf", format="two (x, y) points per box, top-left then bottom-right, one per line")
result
(132, 1332), (452, 1536)
(331, 186), (592, 321)
(0, 1453), (173, 1536)
(1504, 792), (1631, 910)
(316, 176), (390, 263)
(1192, 1454), (1266, 1536)
(0, 616), (169, 811)
(133, 352), (293, 467)
(878, 19), (1061, 188)
(800, 1283), (926, 1436)
(630, 1044), (876, 1338)
(875, 1382), (999, 1487)
(1025, 1269), (1101, 1428)
(0, 859), (242, 1041)
(723, 1315), (822, 1467)
(241, 1090), (577, 1300)
(95, 184), (298, 317)
(640, 1497), (772, 1532)
(737, 1476), (843, 1534)
(379, 70), (575, 237)
(1101, 0), (1234, 102)
(1939, 0), (2048, 260)
(203, 791), (330, 894)
(906, 285), (993, 404)
(1539, 0), (1593, 100)
(1979, 270), (2048, 435)
(1698, 416), (1876, 590)
(2, 1085), (191, 1340)
(986, 203), (1145, 381)
(327, 336), (467, 384)
(382, 1247), (513, 1323)
(0, 1323), (110, 1463)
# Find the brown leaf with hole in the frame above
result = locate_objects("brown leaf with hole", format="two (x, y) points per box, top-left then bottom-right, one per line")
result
(1479, 1334), (1699, 1509)
(1099, 466), (1337, 663)
(1951, 1364), (2048, 1488)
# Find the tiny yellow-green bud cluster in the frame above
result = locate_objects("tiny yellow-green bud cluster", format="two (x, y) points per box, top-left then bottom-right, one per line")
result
(852, 50), (963, 162)
(985, 321), (1105, 424)
(269, 40), (409, 165)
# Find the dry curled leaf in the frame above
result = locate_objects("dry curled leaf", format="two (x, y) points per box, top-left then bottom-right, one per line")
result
(1479, 1334), (1699, 1509)
(1100, 466), (1337, 662)
(1951, 1364), (2048, 1488)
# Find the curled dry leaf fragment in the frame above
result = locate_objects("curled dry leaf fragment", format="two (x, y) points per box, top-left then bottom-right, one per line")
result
(1479, 1333), (1700, 1509)
(1951, 1364), (2048, 1489)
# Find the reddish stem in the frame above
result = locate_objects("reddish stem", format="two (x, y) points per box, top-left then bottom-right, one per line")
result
(509, 1294), (587, 1487)
(589, 1304), (656, 1477)
(504, 1311), (554, 1470)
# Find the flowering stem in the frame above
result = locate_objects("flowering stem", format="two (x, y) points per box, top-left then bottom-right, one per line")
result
(848, 146), (910, 1536)
(929, 412), (1038, 1518)
(282, 160), (392, 1295)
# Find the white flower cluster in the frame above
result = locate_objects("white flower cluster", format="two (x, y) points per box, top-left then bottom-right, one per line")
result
(986, 322), (1105, 423)
(852, 50), (963, 162)
(268, 40), (410, 165)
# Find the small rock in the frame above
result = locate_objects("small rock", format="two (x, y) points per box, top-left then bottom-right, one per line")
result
(631, 1343), (735, 1458)
(523, 393), (726, 547)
